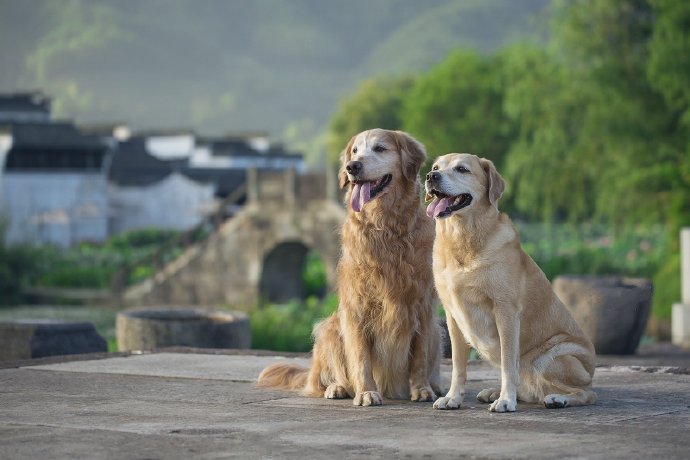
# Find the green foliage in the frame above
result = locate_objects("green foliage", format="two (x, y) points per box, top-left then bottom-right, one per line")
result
(403, 51), (516, 174)
(0, 239), (41, 305)
(0, 228), (183, 300)
(327, 76), (414, 161)
(327, 0), (689, 323)
(302, 251), (327, 299)
(104, 228), (180, 250)
(249, 295), (339, 352)
(652, 253), (681, 319)
(518, 222), (667, 280)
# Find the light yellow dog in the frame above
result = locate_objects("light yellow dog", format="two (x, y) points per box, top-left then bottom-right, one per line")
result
(425, 153), (597, 412)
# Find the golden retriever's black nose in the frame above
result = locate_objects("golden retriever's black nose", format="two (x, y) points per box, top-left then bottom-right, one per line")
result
(426, 171), (440, 182)
(346, 161), (363, 175)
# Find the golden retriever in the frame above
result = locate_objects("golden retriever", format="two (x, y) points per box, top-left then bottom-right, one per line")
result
(425, 153), (597, 412)
(258, 129), (442, 406)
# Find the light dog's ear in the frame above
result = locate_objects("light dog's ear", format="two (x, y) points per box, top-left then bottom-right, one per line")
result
(338, 135), (357, 189)
(479, 157), (505, 208)
(395, 131), (427, 182)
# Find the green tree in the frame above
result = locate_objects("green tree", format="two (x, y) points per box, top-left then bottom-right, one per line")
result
(401, 51), (515, 174)
(647, 0), (690, 234)
(501, 45), (595, 221)
(326, 76), (414, 162)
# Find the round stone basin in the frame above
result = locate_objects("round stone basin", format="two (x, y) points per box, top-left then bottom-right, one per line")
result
(554, 275), (653, 355)
(115, 307), (251, 351)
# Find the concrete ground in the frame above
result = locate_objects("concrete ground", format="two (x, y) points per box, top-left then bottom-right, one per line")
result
(1, 348), (689, 459)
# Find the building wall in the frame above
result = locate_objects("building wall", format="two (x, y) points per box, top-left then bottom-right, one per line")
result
(2, 172), (108, 247)
(108, 172), (215, 234)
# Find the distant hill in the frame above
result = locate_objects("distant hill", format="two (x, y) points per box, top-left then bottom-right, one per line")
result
(0, 0), (549, 155)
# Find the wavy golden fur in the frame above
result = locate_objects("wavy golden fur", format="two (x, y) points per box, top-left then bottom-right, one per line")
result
(425, 153), (597, 412)
(258, 129), (442, 406)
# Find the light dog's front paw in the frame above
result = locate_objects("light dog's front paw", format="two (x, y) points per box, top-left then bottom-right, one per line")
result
(411, 386), (437, 402)
(489, 398), (517, 413)
(433, 396), (462, 410)
(544, 394), (569, 409)
(324, 384), (348, 399)
(353, 391), (383, 406)
(476, 388), (501, 403)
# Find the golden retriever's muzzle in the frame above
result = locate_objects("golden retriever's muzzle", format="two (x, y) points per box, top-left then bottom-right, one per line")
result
(348, 160), (393, 213)
(424, 172), (472, 219)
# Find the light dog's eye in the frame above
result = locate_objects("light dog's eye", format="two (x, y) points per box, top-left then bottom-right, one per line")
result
(432, 165), (439, 171)
(373, 145), (385, 153)
(455, 165), (469, 173)
(352, 146), (358, 154)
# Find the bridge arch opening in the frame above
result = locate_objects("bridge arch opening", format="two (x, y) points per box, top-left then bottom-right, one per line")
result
(259, 242), (327, 303)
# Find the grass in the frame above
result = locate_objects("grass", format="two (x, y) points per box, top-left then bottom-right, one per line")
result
(248, 294), (339, 352)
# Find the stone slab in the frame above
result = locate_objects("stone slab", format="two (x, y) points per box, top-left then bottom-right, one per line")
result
(30, 352), (312, 381)
(27, 352), (500, 383)
(1, 352), (689, 459)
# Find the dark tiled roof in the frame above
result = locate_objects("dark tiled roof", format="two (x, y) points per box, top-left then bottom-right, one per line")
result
(107, 138), (172, 186)
(202, 138), (256, 157)
(7, 122), (108, 150)
(179, 167), (246, 197)
(199, 138), (302, 160)
(0, 92), (51, 113)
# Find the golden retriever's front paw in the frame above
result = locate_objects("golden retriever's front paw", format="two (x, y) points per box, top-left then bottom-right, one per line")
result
(353, 391), (383, 406)
(324, 384), (348, 399)
(433, 396), (461, 410)
(411, 386), (437, 402)
(476, 387), (500, 403)
(489, 398), (517, 413)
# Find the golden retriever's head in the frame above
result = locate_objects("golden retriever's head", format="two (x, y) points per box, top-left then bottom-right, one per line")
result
(424, 153), (505, 219)
(339, 129), (426, 213)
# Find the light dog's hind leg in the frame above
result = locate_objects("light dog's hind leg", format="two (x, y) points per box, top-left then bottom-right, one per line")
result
(540, 354), (597, 409)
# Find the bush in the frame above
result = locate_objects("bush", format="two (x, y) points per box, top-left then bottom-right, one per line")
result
(249, 295), (338, 352)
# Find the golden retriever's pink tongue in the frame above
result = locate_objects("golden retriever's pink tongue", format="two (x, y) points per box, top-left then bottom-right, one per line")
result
(426, 197), (451, 218)
(350, 182), (371, 212)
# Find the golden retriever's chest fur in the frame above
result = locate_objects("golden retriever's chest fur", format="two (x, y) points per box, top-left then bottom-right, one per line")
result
(340, 212), (435, 332)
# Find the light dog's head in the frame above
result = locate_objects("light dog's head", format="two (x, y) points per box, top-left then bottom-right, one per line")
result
(424, 153), (505, 219)
(339, 129), (426, 213)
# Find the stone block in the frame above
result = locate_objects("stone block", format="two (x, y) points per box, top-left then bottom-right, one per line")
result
(0, 320), (107, 362)
(672, 303), (690, 348)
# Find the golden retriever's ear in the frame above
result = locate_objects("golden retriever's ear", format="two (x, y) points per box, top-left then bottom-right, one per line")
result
(480, 158), (505, 208)
(395, 131), (427, 182)
(338, 135), (357, 189)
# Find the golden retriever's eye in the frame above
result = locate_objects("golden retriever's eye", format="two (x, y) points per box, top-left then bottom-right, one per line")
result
(373, 145), (385, 153)
(352, 146), (358, 154)
(432, 165), (439, 171)
(455, 165), (469, 173)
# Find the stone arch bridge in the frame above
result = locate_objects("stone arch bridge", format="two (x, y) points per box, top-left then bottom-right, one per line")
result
(123, 168), (346, 307)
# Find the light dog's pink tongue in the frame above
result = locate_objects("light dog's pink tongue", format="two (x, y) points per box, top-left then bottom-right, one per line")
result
(426, 197), (451, 218)
(350, 182), (371, 212)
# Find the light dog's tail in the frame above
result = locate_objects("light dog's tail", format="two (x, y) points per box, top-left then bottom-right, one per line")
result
(257, 363), (309, 391)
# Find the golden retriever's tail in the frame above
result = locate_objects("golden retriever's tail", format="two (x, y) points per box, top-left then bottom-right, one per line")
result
(257, 363), (310, 392)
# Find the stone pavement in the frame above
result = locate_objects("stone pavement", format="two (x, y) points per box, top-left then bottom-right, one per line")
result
(1, 350), (689, 459)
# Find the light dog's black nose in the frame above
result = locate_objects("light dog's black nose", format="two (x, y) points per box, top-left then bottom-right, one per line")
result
(346, 161), (363, 175)
(426, 171), (440, 182)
